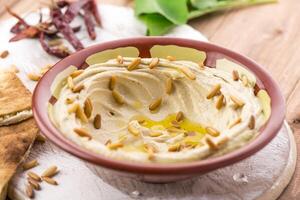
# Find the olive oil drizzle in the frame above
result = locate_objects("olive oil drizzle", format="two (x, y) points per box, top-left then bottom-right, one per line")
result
(122, 114), (207, 153)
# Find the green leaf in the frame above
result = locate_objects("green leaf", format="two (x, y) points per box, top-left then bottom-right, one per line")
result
(139, 13), (175, 36)
(134, 0), (277, 35)
(189, 0), (277, 19)
(135, 0), (189, 25)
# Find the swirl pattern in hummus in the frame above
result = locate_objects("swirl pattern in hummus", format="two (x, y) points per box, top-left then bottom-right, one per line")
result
(49, 57), (270, 163)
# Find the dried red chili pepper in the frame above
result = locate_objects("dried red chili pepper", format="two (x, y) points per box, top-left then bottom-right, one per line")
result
(6, 7), (29, 28)
(7, 7), (30, 34)
(8, 7), (40, 42)
(63, 0), (101, 26)
(10, 21), (23, 34)
(7, 0), (101, 58)
(83, 3), (96, 40)
(9, 26), (40, 42)
(64, 0), (90, 23)
(91, 0), (101, 26)
(39, 32), (70, 58)
(37, 24), (81, 38)
(50, 6), (84, 51)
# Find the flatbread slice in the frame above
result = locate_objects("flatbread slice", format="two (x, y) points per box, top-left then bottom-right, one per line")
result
(0, 71), (38, 199)
(0, 118), (38, 199)
(0, 71), (32, 126)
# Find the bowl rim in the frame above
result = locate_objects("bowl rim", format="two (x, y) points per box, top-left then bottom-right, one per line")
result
(32, 37), (285, 175)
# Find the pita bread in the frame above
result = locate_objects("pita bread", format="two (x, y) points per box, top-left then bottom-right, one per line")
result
(0, 118), (38, 199)
(0, 71), (32, 126)
(0, 71), (32, 117)
(0, 72), (38, 199)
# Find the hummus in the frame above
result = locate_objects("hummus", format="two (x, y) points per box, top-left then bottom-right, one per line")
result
(49, 56), (270, 163)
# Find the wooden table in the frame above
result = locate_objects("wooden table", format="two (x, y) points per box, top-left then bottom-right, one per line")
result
(1, 0), (299, 199)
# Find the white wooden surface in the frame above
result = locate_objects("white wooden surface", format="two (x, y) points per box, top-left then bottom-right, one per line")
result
(8, 123), (296, 200)
(0, 5), (296, 200)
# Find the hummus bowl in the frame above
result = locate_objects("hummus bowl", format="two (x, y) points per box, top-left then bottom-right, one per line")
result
(33, 37), (285, 182)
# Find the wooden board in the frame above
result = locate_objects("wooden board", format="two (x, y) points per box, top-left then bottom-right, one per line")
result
(0, 0), (299, 199)
(0, 0), (18, 16)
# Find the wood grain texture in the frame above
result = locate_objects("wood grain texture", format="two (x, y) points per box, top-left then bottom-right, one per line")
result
(188, 1), (300, 199)
(0, 0), (19, 16)
(0, 0), (299, 199)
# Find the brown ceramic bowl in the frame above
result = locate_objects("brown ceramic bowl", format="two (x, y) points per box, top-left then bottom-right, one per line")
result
(33, 37), (285, 183)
